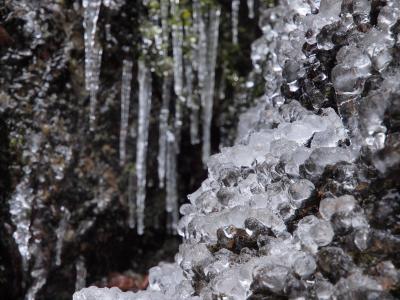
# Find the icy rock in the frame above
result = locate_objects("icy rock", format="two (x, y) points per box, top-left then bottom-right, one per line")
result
(72, 0), (400, 298)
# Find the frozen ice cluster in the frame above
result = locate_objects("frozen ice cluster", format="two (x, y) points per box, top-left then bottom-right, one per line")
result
(74, 0), (400, 299)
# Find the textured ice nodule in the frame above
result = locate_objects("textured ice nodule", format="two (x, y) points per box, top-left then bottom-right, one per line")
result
(293, 252), (317, 278)
(295, 215), (334, 253)
(301, 147), (356, 180)
(319, 195), (356, 220)
(288, 179), (315, 208)
(73, 286), (136, 300)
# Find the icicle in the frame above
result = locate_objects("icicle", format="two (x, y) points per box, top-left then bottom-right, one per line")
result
(171, 0), (183, 97)
(184, 2), (200, 145)
(158, 74), (172, 188)
(247, 0), (254, 19)
(75, 256), (87, 291)
(185, 58), (200, 145)
(55, 207), (71, 266)
(201, 7), (221, 164)
(171, 0), (184, 148)
(231, 0), (240, 44)
(157, 0), (171, 188)
(166, 130), (179, 233)
(127, 168), (136, 228)
(9, 177), (34, 272)
(160, 0), (170, 47)
(83, 0), (102, 131)
(194, 0), (207, 91)
(134, 60), (152, 235)
(119, 59), (133, 166)
(25, 268), (47, 300)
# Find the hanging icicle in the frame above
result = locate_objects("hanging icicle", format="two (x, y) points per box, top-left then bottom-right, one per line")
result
(194, 0), (207, 94)
(185, 1), (200, 145)
(83, 0), (102, 131)
(171, 0), (184, 149)
(75, 256), (87, 291)
(119, 59), (133, 166)
(134, 60), (152, 235)
(157, 0), (171, 188)
(55, 207), (71, 266)
(247, 0), (255, 19)
(157, 74), (172, 188)
(185, 57), (200, 145)
(166, 130), (179, 233)
(201, 7), (221, 164)
(231, 0), (240, 45)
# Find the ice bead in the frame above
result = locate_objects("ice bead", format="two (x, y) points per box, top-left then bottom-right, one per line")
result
(319, 195), (356, 220)
(288, 179), (315, 208)
(295, 215), (334, 253)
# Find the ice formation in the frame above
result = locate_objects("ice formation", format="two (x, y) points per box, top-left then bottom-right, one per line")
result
(75, 0), (400, 299)
(247, 0), (254, 19)
(201, 8), (220, 164)
(231, 0), (240, 44)
(83, 0), (102, 131)
(119, 59), (133, 166)
(133, 60), (152, 234)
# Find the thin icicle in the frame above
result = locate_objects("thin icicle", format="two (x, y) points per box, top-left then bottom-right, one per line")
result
(9, 177), (34, 272)
(75, 256), (87, 291)
(166, 130), (179, 233)
(127, 168), (136, 228)
(194, 0), (207, 90)
(25, 267), (47, 300)
(119, 59), (133, 166)
(83, 0), (102, 131)
(157, 74), (172, 188)
(171, 0), (184, 148)
(134, 60), (152, 235)
(185, 58), (200, 145)
(184, 2), (200, 145)
(171, 0), (183, 97)
(201, 7), (221, 164)
(247, 0), (255, 19)
(193, 0), (207, 146)
(55, 207), (71, 266)
(231, 0), (240, 44)
(160, 0), (170, 47)
(157, 0), (171, 187)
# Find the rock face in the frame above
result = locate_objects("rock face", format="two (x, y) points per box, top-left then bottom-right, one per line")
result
(74, 0), (400, 299)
